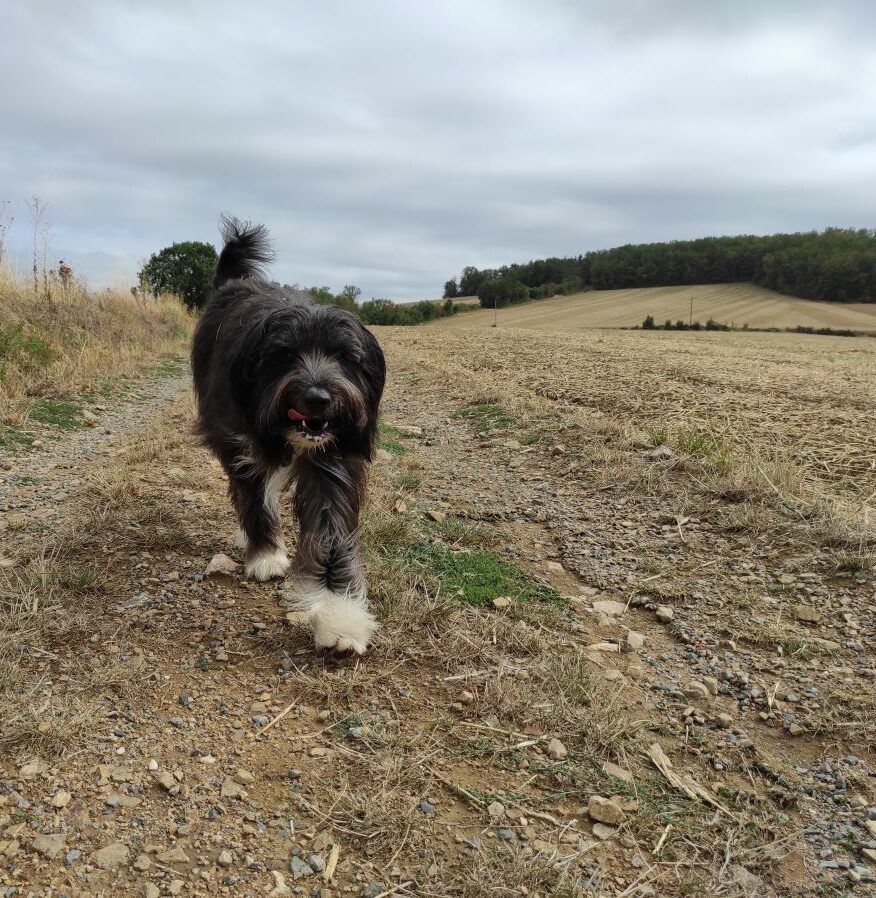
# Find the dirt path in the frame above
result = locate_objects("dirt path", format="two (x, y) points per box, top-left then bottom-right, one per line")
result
(0, 369), (192, 533)
(0, 331), (874, 898)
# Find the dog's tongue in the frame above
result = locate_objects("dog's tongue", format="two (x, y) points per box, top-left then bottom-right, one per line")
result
(287, 408), (308, 422)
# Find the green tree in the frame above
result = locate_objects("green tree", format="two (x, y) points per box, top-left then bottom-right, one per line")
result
(139, 240), (218, 309)
(443, 278), (459, 299)
(309, 286), (336, 304)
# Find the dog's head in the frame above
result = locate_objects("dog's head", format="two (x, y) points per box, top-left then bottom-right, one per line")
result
(232, 296), (385, 458)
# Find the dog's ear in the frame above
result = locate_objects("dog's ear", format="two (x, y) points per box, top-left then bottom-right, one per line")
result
(356, 323), (386, 418)
(349, 321), (385, 460)
(229, 316), (274, 415)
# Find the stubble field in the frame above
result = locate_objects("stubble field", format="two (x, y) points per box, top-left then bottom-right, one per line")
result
(435, 283), (876, 332)
(0, 321), (874, 897)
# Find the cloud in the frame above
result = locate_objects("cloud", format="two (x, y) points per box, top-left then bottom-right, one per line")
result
(1, 0), (874, 298)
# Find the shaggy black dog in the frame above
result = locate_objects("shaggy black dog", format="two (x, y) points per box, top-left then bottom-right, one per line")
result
(191, 218), (386, 653)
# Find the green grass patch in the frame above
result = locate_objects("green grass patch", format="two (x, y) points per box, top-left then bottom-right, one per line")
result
(0, 426), (37, 453)
(28, 399), (83, 430)
(451, 402), (515, 434)
(394, 470), (421, 491)
(0, 325), (57, 369)
(404, 540), (559, 607)
(149, 355), (189, 376)
(53, 565), (104, 595)
(378, 423), (406, 438)
(379, 438), (407, 456)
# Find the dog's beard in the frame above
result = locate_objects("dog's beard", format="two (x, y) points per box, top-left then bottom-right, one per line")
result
(286, 424), (335, 453)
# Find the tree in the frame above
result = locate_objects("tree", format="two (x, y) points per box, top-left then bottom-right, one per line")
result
(443, 278), (459, 299)
(478, 276), (529, 308)
(139, 240), (218, 309)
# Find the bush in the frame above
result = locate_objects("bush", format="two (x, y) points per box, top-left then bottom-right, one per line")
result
(359, 296), (460, 326)
(642, 314), (656, 329)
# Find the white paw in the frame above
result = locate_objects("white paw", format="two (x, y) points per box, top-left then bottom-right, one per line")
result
(312, 606), (377, 654)
(232, 527), (249, 550)
(244, 547), (290, 581)
(294, 585), (377, 654)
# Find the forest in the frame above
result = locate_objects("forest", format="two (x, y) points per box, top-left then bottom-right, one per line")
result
(442, 228), (876, 307)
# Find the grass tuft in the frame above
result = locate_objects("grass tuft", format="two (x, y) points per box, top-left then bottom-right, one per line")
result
(451, 402), (515, 434)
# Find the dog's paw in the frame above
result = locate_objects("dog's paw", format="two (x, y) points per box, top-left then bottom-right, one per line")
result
(244, 547), (290, 581)
(310, 594), (378, 655)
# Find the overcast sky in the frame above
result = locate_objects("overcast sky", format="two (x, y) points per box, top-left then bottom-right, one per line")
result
(1, 1), (874, 299)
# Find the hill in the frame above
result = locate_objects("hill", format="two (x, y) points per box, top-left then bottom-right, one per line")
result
(444, 228), (876, 307)
(430, 282), (876, 332)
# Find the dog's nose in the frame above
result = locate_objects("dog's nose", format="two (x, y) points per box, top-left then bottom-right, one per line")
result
(303, 386), (331, 412)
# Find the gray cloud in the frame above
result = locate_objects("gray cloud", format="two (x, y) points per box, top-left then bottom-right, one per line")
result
(1, 0), (874, 298)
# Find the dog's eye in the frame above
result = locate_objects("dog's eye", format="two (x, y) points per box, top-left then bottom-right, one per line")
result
(328, 344), (362, 364)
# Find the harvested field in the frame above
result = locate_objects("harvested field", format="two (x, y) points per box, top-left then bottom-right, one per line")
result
(433, 283), (876, 332)
(0, 325), (874, 897)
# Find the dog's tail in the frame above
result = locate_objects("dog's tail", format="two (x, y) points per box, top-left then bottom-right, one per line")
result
(214, 214), (274, 288)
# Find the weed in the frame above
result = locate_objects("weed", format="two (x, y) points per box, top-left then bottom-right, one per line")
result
(646, 425), (669, 447)
(333, 712), (364, 738)
(52, 564), (104, 595)
(676, 427), (717, 458)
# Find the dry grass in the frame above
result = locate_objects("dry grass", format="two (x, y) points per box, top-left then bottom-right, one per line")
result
(0, 267), (192, 419)
(451, 849), (596, 897)
(0, 551), (105, 752)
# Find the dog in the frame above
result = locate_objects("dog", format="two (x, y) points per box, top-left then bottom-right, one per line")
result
(191, 217), (386, 654)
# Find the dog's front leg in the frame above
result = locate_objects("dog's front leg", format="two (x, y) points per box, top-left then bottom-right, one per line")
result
(291, 453), (377, 654)
(229, 465), (292, 581)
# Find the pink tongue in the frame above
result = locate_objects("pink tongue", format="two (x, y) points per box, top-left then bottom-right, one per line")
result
(287, 408), (308, 422)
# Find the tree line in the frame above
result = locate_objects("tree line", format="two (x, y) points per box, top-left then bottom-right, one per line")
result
(137, 242), (472, 325)
(443, 228), (876, 306)
(443, 257), (588, 308)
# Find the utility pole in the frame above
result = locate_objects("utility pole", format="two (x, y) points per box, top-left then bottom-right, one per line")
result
(493, 300), (498, 328)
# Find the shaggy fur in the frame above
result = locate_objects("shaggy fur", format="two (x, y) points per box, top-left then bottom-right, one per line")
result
(191, 217), (386, 653)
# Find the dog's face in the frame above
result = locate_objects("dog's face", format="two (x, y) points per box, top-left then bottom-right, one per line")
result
(233, 299), (385, 457)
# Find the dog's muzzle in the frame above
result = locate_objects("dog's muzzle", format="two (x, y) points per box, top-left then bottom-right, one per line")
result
(288, 407), (332, 441)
